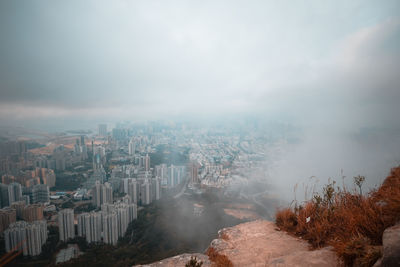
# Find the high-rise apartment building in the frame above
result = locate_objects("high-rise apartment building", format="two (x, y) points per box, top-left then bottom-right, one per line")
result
(4, 220), (47, 256)
(77, 212), (102, 244)
(21, 204), (44, 222)
(140, 181), (151, 205)
(10, 201), (25, 219)
(58, 209), (75, 242)
(1, 174), (15, 184)
(98, 124), (107, 136)
(128, 138), (136, 156)
(151, 178), (161, 201)
(40, 168), (56, 188)
(144, 154), (150, 172)
(92, 181), (113, 208)
(102, 211), (118, 245)
(101, 202), (137, 240)
(116, 206), (128, 238)
(8, 182), (22, 205)
(0, 207), (16, 232)
(127, 179), (139, 204)
(31, 184), (49, 204)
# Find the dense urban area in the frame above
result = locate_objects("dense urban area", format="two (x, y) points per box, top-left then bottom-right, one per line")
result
(0, 121), (292, 266)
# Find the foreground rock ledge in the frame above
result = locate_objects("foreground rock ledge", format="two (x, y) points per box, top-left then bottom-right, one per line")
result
(135, 220), (342, 267)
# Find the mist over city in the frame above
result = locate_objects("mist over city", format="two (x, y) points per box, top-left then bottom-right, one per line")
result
(0, 1), (399, 267)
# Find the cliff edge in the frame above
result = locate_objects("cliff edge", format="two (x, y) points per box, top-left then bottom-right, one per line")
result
(135, 220), (341, 267)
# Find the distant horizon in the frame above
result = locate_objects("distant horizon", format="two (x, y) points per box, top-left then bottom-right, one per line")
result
(0, 1), (399, 133)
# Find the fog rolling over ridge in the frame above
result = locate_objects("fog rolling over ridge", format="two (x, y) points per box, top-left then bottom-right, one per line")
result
(267, 126), (400, 202)
(1, 0), (400, 199)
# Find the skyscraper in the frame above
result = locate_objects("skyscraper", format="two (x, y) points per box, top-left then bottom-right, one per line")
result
(58, 209), (75, 242)
(98, 124), (107, 136)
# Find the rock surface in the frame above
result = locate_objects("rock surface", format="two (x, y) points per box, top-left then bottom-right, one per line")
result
(381, 223), (400, 267)
(210, 220), (341, 267)
(135, 220), (342, 267)
(135, 253), (211, 267)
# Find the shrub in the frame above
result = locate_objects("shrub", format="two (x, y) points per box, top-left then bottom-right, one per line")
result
(206, 247), (233, 267)
(185, 256), (203, 267)
(275, 166), (400, 266)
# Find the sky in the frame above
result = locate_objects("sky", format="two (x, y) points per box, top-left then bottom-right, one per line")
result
(0, 0), (399, 130)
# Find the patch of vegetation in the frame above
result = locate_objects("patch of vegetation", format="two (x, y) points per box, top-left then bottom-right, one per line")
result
(74, 203), (96, 214)
(186, 256), (203, 267)
(150, 144), (189, 167)
(276, 167), (400, 266)
(61, 200), (75, 209)
(54, 172), (85, 191)
(206, 247), (233, 267)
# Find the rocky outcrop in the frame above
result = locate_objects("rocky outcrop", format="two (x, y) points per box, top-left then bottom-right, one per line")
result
(381, 223), (400, 267)
(135, 220), (342, 267)
(135, 253), (212, 267)
(209, 220), (341, 267)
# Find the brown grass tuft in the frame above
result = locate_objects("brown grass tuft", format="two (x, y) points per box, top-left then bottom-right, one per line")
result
(275, 166), (400, 266)
(206, 247), (233, 267)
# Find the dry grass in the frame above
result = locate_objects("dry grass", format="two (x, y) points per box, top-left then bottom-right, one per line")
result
(275, 166), (400, 266)
(206, 247), (233, 267)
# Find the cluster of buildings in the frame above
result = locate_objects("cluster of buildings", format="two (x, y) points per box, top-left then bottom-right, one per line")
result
(0, 202), (44, 232)
(4, 220), (48, 256)
(58, 199), (137, 246)
(0, 179), (50, 209)
(1, 201), (47, 256)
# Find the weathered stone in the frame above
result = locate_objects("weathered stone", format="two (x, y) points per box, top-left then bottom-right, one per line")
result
(134, 220), (342, 267)
(134, 253), (211, 267)
(381, 223), (400, 267)
(209, 220), (341, 267)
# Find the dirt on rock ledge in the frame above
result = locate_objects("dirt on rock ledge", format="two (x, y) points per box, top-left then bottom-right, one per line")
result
(135, 220), (342, 267)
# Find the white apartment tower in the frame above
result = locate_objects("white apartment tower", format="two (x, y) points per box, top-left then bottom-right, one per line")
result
(4, 220), (47, 256)
(128, 138), (136, 156)
(92, 181), (113, 208)
(127, 179), (139, 204)
(140, 181), (151, 205)
(102, 212), (118, 245)
(58, 209), (75, 242)
(77, 212), (102, 243)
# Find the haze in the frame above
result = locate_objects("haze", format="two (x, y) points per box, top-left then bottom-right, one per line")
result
(1, 0), (400, 192)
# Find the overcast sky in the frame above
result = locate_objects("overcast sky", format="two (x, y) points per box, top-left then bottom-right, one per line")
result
(0, 0), (399, 129)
